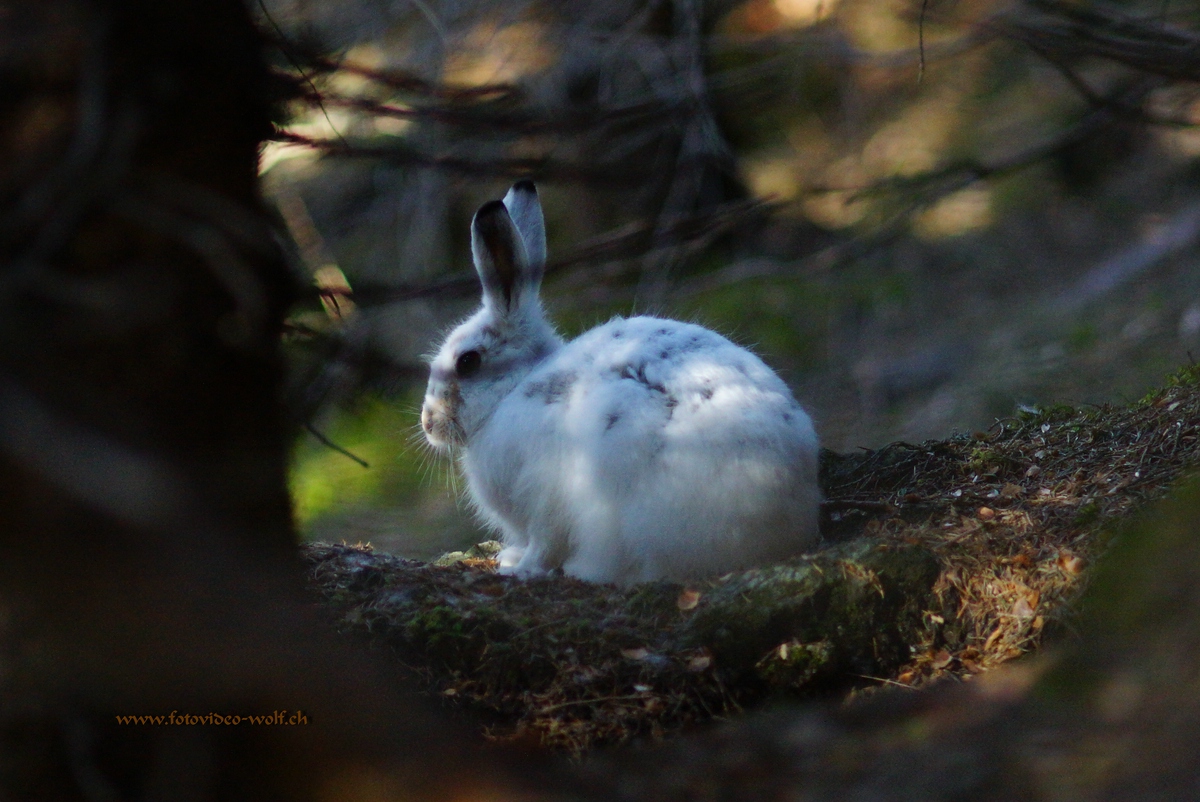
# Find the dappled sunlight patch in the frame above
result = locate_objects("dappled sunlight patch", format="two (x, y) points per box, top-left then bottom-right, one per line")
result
(803, 155), (872, 228)
(260, 106), (357, 174)
(862, 87), (967, 178)
(259, 139), (318, 174)
(371, 115), (413, 137)
(326, 44), (387, 96)
(773, 0), (840, 28)
(282, 107), (356, 144)
(721, 0), (841, 32)
(841, 0), (920, 52)
(1160, 125), (1200, 158)
(745, 155), (803, 201)
(445, 20), (555, 87)
(913, 186), (994, 239)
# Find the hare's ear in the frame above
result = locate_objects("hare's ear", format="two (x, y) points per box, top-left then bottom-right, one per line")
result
(502, 180), (546, 276)
(471, 200), (536, 318)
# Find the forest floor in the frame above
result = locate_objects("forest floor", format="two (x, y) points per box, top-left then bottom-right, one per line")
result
(301, 365), (1200, 755)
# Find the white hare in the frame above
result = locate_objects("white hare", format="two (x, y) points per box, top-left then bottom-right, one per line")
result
(421, 181), (821, 585)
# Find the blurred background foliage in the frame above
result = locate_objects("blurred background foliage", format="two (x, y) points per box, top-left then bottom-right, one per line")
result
(260, 0), (1200, 556)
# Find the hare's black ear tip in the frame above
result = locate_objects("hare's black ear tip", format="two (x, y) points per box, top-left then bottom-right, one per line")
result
(513, 179), (537, 195)
(475, 199), (509, 224)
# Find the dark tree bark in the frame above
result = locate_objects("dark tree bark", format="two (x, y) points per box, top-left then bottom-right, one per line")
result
(0, 2), (568, 799)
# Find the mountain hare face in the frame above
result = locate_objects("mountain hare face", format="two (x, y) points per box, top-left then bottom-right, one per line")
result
(422, 182), (821, 585)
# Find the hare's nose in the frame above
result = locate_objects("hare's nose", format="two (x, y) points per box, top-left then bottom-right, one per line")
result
(420, 406), (434, 433)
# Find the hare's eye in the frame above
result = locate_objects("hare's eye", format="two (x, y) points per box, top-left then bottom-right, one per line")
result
(456, 350), (482, 378)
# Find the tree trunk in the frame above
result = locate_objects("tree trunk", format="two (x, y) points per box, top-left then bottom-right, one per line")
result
(0, 2), (562, 798)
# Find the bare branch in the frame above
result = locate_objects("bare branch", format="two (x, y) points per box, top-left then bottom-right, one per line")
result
(269, 129), (645, 185)
(298, 88), (692, 135)
(263, 36), (520, 102)
(710, 23), (998, 69)
(303, 423), (370, 468)
(993, 0), (1200, 83)
(343, 198), (773, 307)
(801, 78), (1152, 232)
(1022, 41), (1194, 127)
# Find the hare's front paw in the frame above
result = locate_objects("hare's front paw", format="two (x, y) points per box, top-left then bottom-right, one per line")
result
(496, 546), (526, 571)
(496, 543), (563, 579)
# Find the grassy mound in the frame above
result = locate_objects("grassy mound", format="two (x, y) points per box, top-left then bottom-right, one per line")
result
(302, 366), (1200, 753)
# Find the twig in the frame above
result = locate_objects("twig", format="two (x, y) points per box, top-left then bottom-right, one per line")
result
(1025, 47), (1191, 127)
(343, 199), (771, 307)
(918, 0), (930, 84)
(992, 0), (1200, 84)
(850, 673), (921, 690)
(536, 694), (653, 714)
(803, 87), (1138, 223)
(822, 500), (895, 513)
(265, 40), (518, 102)
(300, 88), (686, 135)
(710, 23), (997, 69)
(255, 1), (347, 148)
(269, 130), (638, 185)
(304, 423), (369, 468)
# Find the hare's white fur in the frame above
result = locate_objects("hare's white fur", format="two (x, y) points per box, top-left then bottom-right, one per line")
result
(422, 182), (820, 585)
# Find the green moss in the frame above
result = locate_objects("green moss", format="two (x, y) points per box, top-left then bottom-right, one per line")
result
(626, 582), (686, 619)
(756, 640), (836, 688)
(401, 604), (517, 669)
(1073, 502), (1101, 527)
(967, 446), (1000, 473)
(685, 541), (940, 681)
(1015, 402), (1081, 424)
(1164, 363), (1200, 390)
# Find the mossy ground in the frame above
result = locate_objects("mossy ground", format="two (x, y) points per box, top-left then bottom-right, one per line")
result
(302, 366), (1200, 755)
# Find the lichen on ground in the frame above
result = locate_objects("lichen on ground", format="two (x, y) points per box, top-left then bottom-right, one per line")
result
(301, 366), (1200, 754)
